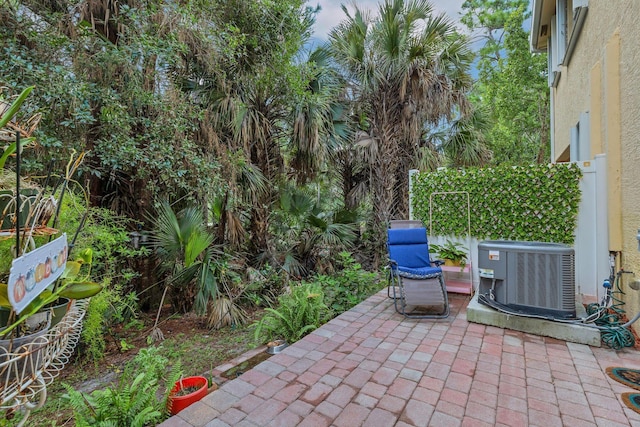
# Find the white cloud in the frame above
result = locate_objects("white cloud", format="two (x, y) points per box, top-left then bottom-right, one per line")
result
(311, 0), (466, 41)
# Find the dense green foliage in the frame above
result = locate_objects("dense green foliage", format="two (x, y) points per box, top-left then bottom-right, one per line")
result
(270, 186), (358, 277)
(412, 163), (582, 244)
(315, 252), (381, 314)
(63, 347), (182, 426)
(462, 2), (550, 165)
(253, 252), (382, 343)
(461, 0), (529, 66)
(0, 2), (222, 214)
(253, 282), (330, 344)
(57, 194), (144, 361)
(1, 0), (551, 273)
(81, 281), (139, 362)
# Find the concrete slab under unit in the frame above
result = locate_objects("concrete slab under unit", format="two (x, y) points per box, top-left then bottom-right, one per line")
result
(466, 293), (602, 347)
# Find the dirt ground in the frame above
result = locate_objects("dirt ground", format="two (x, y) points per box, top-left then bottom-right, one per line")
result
(22, 306), (264, 426)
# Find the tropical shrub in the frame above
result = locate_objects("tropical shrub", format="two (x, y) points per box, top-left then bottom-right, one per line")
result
(253, 282), (330, 344)
(315, 252), (381, 314)
(80, 281), (140, 362)
(269, 186), (358, 278)
(240, 264), (288, 309)
(151, 201), (218, 314)
(63, 347), (182, 426)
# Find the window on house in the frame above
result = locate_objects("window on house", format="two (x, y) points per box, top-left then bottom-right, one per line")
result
(570, 111), (590, 162)
(561, 0), (589, 66)
(547, 0), (588, 87)
(556, 0), (567, 63)
(548, 16), (560, 87)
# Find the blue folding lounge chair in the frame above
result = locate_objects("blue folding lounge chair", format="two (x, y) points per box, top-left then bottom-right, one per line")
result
(387, 227), (449, 318)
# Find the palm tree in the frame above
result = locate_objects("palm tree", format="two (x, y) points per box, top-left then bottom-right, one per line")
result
(289, 47), (349, 185)
(329, 0), (474, 264)
(178, 1), (331, 262)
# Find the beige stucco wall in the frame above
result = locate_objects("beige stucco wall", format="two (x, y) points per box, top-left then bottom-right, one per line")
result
(552, 1), (640, 331)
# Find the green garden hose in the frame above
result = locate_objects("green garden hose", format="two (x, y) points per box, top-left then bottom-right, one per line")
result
(586, 271), (635, 350)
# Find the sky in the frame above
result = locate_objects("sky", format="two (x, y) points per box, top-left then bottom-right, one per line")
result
(311, 0), (467, 41)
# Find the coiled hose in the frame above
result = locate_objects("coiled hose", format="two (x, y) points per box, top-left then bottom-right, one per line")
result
(586, 271), (635, 350)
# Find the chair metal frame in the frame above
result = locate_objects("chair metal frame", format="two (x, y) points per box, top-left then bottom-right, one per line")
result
(386, 226), (450, 319)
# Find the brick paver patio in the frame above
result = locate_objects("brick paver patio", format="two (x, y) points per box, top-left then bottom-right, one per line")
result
(159, 291), (640, 426)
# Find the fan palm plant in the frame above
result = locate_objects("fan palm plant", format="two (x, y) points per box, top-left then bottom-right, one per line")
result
(176, 1), (319, 259)
(270, 186), (358, 278)
(152, 201), (217, 314)
(208, 151), (269, 249)
(289, 47), (350, 185)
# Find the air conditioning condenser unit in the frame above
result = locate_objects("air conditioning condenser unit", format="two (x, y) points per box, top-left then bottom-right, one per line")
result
(477, 240), (576, 320)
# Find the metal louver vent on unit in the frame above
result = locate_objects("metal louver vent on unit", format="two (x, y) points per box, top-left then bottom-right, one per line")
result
(561, 254), (576, 310)
(478, 241), (576, 320)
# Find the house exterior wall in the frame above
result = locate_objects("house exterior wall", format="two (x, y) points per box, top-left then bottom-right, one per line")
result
(538, 1), (640, 331)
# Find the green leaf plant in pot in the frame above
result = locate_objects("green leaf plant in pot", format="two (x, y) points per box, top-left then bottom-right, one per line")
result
(431, 239), (468, 270)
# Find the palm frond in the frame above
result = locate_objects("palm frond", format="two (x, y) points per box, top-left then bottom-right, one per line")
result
(442, 107), (493, 167)
(151, 201), (184, 265)
(207, 296), (247, 329)
(282, 252), (306, 278)
(239, 161), (269, 202)
(184, 231), (214, 268)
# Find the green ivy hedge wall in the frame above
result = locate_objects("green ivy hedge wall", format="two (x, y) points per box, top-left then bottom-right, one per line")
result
(412, 163), (583, 244)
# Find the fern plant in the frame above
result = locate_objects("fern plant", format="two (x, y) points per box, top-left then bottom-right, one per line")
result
(63, 347), (182, 426)
(253, 283), (330, 344)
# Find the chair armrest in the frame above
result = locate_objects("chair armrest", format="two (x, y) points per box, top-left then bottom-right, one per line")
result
(431, 258), (444, 267)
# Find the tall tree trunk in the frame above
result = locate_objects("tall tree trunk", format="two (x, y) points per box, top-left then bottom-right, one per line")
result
(393, 113), (423, 219)
(340, 149), (361, 211)
(249, 206), (270, 257)
(341, 157), (354, 210)
(143, 54), (157, 93)
(393, 147), (412, 220)
(86, 102), (104, 207)
(370, 116), (398, 267)
(249, 120), (280, 258)
(216, 191), (229, 244)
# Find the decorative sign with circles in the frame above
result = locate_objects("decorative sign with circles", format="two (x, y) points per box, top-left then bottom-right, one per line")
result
(8, 233), (67, 314)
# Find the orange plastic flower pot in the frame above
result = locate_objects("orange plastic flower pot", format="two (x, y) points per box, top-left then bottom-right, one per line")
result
(168, 376), (208, 415)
